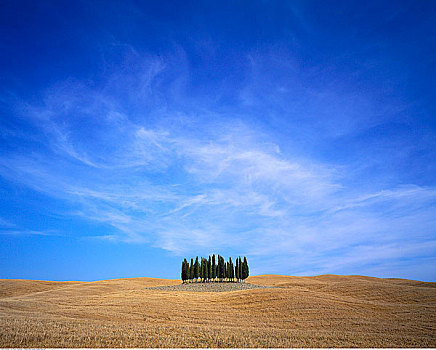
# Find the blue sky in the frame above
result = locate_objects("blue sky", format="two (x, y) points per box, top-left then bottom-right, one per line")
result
(1, 0), (435, 281)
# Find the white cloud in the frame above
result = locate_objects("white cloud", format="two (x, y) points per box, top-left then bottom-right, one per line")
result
(0, 217), (15, 228)
(1, 50), (435, 280)
(0, 229), (61, 236)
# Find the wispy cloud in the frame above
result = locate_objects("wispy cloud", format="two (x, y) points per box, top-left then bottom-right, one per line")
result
(0, 217), (15, 228)
(0, 228), (62, 237)
(1, 49), (435, 280)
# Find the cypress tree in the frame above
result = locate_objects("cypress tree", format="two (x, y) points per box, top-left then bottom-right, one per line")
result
(218, 255), (221, 281)
(240, 257), (243, 281)
(243, 256), (249, 281)
(201, 257), (206, 282)
(187, 259), (190, 282)
(229, 261), (232, 281)
(216, 256), (220, 280)
(229, 259), (232, 282)
(239, 257), (243, 282)
(190, 258), (194, 283)
(204, 258), (209, 280)
(224, 262), (228, 282)
(185, 259), (190, 283)
(204, 258), (208, 282)
(216, 255), (220, 281)
(199, 258), (203, 282)
(218, 255), (224, 282)
(217, 255), (221, 281)
(208, 256), (212, 282)
(212, 254), (216, 282)
(186, 259), (191, 282)
(204, 257), (208, 282)
(181, 259), (186, 283)
(194, 256), (199, 282)
(222, 256), (225, 282)
(227, 260), (231, 281)
(220, 256), (225, 282)
(187, 259), (190, 283)
(227, 261), (232, 281)
(216, 255), (219, 282)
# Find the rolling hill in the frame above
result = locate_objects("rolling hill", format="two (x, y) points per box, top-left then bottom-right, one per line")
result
(0, 275), (434, 347)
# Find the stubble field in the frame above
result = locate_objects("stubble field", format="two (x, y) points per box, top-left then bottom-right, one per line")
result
(0, 274), (435, 347)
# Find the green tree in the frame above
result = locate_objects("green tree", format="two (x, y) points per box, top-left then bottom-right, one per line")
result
(218, 257), (221, 279)
(200, 258), (203, 282)
(222, 261), (225, 282)
(205, 258), (209, 281)
(203, 257), (208, 282)
(220, 255), (225, 282)
(238, 257), (243, 282)
(208, 256), (212, 282)
(181, 259), (187, 283)
(185, 258), (190, 283)
(194, 256), (199, 282)
(182, 255), (247, 283)
(217, 255), (221, 281)
(186, 258), (191, 282)
(228, 260), (231, 281)
(212, 254), (216, 282)
(242, 256), (249, 281)
(190, 258), (194, 283)
(216, 255), (220, 281)
(202, 257), (208, 282)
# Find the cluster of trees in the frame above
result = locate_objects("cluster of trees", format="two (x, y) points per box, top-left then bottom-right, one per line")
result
(181, 254), (249, 283)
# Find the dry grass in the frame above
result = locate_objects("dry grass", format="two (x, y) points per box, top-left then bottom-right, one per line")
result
(0, 275), (435, 347)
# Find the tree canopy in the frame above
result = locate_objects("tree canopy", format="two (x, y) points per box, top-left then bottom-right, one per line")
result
(181, 255), (249, 283)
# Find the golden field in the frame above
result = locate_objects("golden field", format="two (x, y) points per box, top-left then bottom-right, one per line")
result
(0, 274), (435, 348)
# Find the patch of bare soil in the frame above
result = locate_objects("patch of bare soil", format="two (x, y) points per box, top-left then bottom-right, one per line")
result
(147, 282), (276, 292)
